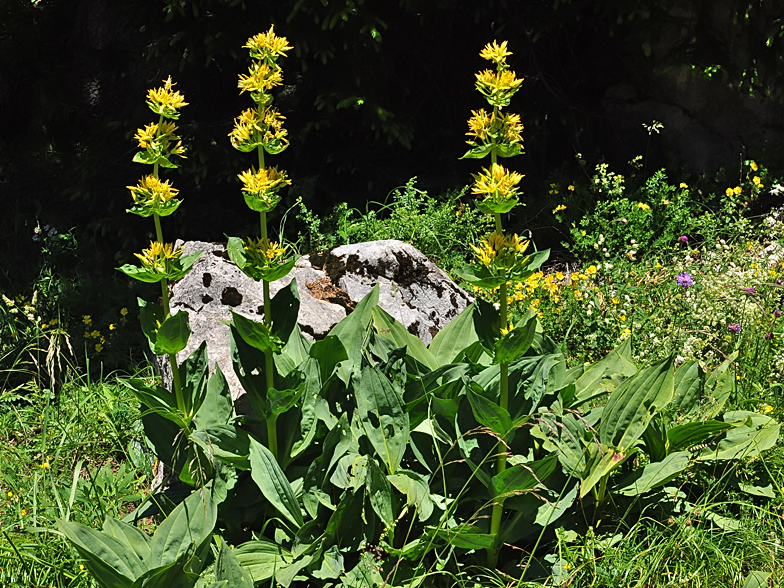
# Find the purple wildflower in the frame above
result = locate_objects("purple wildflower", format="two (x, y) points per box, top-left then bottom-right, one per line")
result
(765, 331), (775, 340)
(744, 287), (757, 294)
(679, 235), (689, 244)
(676, 272), (695, 288)
(775, 310), (782, 319)
(728, 323), (742, 334)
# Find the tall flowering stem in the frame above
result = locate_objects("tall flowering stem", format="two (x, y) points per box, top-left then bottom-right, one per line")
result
(230, 27), (294, 462)
(124, 77), (189, 415)
(460, 40), (527, 567)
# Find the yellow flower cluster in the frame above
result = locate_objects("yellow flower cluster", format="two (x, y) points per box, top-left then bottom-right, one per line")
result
(244, 26), (293, 63)
(146, 76), (188, 119)
(470, 232), (529, 269)
(134, 120), (186, 160)
(127, 175), (179, 206)
(134, 241), (184, 276)
(471, 163), (523, 204)
(466, 109), (523, 145)
(475, 69), (524, 108)
(229, 106), (289, 154)
(238, 167), (292, 213)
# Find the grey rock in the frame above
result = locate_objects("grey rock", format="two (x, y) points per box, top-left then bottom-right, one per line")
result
(157, 239), (471, 401)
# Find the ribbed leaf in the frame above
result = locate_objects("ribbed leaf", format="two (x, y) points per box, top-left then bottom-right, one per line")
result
(355, 365), (409, 474)
(148, 489), (216, 567)
(614, 451), (690, 496)
(600, 356), (674, 450)
(249, 437), (304, 528)
(372, 306), (438, 371)
(215, 541), (254, 588)
(698, 411), (780, 460)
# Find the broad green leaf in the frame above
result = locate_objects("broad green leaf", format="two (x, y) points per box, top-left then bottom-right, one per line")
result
(328, 284), (379, 379)
(387, 470), (433, 521)
(342, 552), (384, 588)
(309, 336), (348, 384)
(249, 437), (304, 528)
(367, 458), (395, 527)
(230, 323), (267, 404)
(704, 352), (737, 418)
(190, 425), (251, 470)
(491, 454), (558, 499)
(356, 365), (410, 474)
(666, 420), (732, 454)
(493, 314), (537, 365)
(466, 388), (512, 438)
(234, 539), (292, 583)
(670, 360), (703, 416)
(580, 443), (637, 499)
(57, 518), (142, 586)
(122, 378), (186, 429)
(432, 524), (496, 550)
(429, 299), (497, 364)
(127, 551), (199, 588)
(599, 356), (675, 451)
(289, 357), (321, 459)
(738, 482), (775, 498)
(155, 311), (191, 355)
(231, 311), (283, 354)
(181, 341), (209, 418)
(742, 571), (772, 588)
(312, 545), (345, 580)
(271, 279), (301, 342)
(194, 366), (234, 430)
(148, 489), (216, 567)
(103, 518), (151, 564)
(533, 483), (578, 527)
(614, 451), (690, 496)
(372, 306), (438, 371)
(698, 411), (780, 461)
(574, 338), (637, 405)
(215, 541), (254, 588)
(138, 298), (165, 350)
(267, 385), (303, 417)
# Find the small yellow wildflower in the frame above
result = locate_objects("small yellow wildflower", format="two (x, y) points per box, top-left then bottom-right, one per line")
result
(109, 324), (116, 331)
(552, 204), (567, 214)
(762, 404), (774, 414)
(567, 185), (575, 191)
(39, 461), (49, 469)
(120, 308), (129, 316)
(621, 328), (631, 338)
(82, 315), (92, 326)
(555, 272), (564, 281)
(21, 509), (26, 516)
(637, 202), (650, 210)
(95, 343), (103, 353)
(586, 265), (598, 275)
(751, 161), (759, 171)
(146, 76), (188, 119)
(79, 565), (85, 572)
(581, 230), (586, 237)
(734, 186), (742, 195)
(619, 314), (627, 322)
(611, 297), (619, 305)
(7, 491), (13, 498)
(90, 329), (100, 338)
(479, 40), (513, 66)
(753, 176), (763, 188)
(679, 182), (688, 188)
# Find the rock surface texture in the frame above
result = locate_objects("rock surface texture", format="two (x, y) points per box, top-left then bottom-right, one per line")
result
(157, 239), (472, 400)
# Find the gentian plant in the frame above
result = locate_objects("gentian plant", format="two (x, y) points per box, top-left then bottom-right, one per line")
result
(226, 27), (297, 463)
(458, 40), (549, 566)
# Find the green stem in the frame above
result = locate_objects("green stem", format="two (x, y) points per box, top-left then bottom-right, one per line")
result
(258, 142), (278, 461)
(488, 215), (509, 568)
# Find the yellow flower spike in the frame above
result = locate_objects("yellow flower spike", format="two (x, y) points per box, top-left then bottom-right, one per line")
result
(238, 167), (291, 213)
(146, 76), (188, 119)
(479, 40), (513, 67)
(244, 26), (293, 63)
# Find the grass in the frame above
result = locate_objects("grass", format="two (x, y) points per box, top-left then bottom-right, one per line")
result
(0, 362), (150, 588)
